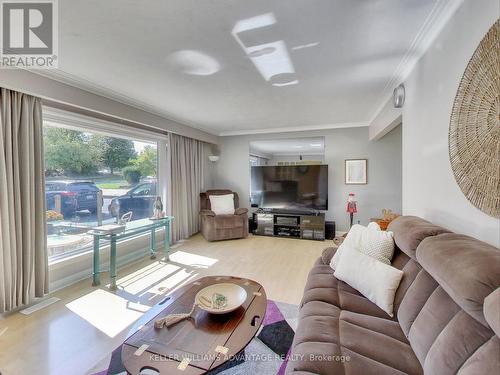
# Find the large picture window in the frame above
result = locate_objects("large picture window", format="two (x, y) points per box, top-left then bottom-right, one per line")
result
(44, 123), (160, 262)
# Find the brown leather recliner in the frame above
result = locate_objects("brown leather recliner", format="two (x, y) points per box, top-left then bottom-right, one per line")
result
(199, 190), (249, 241)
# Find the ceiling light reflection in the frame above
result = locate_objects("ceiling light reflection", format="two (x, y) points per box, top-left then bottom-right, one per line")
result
(232, 13), (277, 34)
(247, 46), (277, 58)
(232, 13), (298, 87)
(167, 50), (220, 76)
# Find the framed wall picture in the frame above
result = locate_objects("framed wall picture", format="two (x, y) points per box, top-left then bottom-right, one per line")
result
(345, 159), (367, 184)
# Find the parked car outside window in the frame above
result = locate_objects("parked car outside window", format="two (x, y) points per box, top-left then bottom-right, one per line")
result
(109, 180), (158, 220)
(45, 181), (103, 218)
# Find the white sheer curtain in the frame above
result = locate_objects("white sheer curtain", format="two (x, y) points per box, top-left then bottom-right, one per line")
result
(168, 133), (206, 243)
(0, 88), (48, 313)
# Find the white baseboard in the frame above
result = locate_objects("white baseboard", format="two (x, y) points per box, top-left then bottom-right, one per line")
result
(20, 297), (60, 315)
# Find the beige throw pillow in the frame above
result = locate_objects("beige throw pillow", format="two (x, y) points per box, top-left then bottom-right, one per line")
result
(330, 224), (364, 269)
(361, 229), (395, 265)
(209, 194), (235, 215)
(367, 221), (381, 231)
(334, 248), (403, 317)
(330, 223), (395, 269)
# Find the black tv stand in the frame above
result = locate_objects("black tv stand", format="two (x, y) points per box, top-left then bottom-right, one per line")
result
(253, 209), (325, 241)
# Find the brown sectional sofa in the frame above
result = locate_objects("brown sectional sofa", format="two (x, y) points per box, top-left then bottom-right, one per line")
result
(287, 216), (500, 374)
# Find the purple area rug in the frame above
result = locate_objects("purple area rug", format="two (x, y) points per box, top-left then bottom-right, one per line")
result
(93, 300), (298, 375)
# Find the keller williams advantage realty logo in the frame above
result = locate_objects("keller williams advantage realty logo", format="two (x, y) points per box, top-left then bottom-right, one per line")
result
(0, 0), (58, 68)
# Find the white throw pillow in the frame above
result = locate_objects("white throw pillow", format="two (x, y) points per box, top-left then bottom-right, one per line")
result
(330, 223), (395, 269)
(334, 248), (403, 317)
(330, 224), (365, 269)
(361, 229), (395, 265)
(209, 194), (235, 215)
(367, 222), (381, 231)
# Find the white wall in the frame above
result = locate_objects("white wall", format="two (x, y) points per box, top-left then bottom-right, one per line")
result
(401, 0), (499, 246)
(216, 126), (402, 231)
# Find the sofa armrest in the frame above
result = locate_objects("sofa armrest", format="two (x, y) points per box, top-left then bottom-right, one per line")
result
(234, 207), (248, 216)
(321, 247), (338, 265)
(200, 209), (216, 217)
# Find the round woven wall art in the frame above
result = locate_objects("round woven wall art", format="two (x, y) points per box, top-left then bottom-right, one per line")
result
(449, 19), (499, 218)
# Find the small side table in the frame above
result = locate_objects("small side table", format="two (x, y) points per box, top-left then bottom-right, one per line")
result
(88, 217), (173, 290)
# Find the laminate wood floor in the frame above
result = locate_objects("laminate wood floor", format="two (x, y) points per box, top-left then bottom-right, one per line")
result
(0, 234), (330, 375)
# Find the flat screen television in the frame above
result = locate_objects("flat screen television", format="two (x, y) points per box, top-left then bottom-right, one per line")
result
(250, 165), (328, 211)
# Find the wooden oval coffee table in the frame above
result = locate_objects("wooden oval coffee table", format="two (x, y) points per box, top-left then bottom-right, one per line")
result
(121, 276), (267, 374)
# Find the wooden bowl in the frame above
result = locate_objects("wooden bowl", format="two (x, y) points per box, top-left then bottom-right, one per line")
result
(195, 283), (248, 314)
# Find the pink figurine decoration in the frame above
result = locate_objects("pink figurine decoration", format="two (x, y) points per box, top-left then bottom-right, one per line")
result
(346, 193), (357, 228)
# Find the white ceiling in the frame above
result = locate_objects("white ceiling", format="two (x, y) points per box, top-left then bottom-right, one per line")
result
(42, 0), (447, 136)
(250, 137), (325, 156)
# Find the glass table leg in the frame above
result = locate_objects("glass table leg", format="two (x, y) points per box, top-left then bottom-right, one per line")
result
(164, 221), (170, 260)
(150, 227), (157, 259)
(92, 235), (100, 286)
(110, 234), (117, 290)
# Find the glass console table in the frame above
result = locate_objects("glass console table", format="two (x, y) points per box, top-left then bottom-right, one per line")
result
(87, 217), (173, 290)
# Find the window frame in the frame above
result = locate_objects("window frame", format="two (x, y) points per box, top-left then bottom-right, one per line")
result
(43, 106), (169, 264)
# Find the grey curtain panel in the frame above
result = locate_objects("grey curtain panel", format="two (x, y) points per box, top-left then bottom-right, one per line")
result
(169, 133), (205, 243)
(0, 88), (48, 313)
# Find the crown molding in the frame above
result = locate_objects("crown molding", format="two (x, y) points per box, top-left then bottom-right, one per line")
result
(219, 122), (368, 136)
(368, 0), (464, 124)
(31, 69), (220, 136)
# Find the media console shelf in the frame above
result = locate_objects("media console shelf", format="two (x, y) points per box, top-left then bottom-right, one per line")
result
(253, 210), (325, 241)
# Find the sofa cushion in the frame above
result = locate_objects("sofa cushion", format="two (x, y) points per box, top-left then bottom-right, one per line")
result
(388, 216), (450, 260)
(484, 288), (500, 336)
(301, 262), (392, 320)
(393, 255), (422, 314)
(458, 336), (500, 374)
(288, 304), (422, 375)
(416, 233), (500, 327)
(321, 247), (337, 265)
(423, 309), (494, 374)
(339, 312), (422, 375)
(408, 286), (462, 365)
(288, 341), (346, 374)
(394, 231), (500, 373)
(397, 269), (439, 337)
(310, 257), (337, 273)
